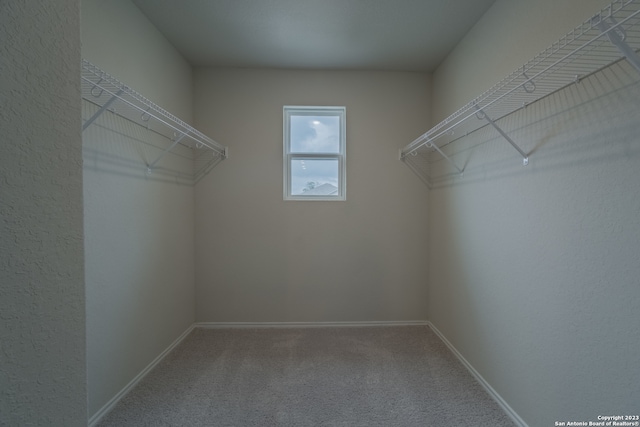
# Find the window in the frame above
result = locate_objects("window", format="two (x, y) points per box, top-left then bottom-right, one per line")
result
(283, 106), (346, 201)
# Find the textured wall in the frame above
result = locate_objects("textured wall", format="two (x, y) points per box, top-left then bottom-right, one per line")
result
(81, 0), (197, 418)
(429, 0), (640, 425)
(0, 1), (86, 425)
(194, 69), (430, 323)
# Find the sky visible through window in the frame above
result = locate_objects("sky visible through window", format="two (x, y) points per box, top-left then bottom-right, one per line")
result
(290, 115), (340, 195)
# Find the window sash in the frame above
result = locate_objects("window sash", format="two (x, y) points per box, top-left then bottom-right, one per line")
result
(284, 106), (346, 201)
(286, 154), (343, 198)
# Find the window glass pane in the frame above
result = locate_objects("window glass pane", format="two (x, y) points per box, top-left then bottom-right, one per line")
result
(290, 115), (340, 153)
(290, 158), (339, 196)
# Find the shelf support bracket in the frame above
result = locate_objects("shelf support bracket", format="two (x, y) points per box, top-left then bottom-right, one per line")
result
(475, 106), (529, 165)
(595, 17), (640, 74)
(82, 89), (124, 131)
(146, 132), (187, 173)
(426, 141), (464, 175)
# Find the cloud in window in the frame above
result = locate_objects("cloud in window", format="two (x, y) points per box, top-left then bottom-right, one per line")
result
(290, 115), (339, 153)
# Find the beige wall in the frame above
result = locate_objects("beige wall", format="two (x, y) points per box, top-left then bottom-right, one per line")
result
(81, 0), (197, 418)
(194, 68), (430, 322)
(429, 1), (640, 426)
(0, 0), (86, 425)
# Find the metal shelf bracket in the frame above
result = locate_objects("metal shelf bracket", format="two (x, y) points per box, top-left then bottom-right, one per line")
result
(399, 139), (464, 175)
(426, 140), (465, 174)
(596, 15), (640, 73)
(475, 106), (529, 166)
(82, 89), (124, 131)
(146, 132), (187, 174)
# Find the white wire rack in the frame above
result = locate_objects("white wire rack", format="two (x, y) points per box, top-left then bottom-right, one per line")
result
(81, 59), (227, 179)
(400, 0), (640, 185)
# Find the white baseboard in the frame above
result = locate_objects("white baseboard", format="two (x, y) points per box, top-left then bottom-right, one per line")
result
(87, 324), (195, 427)
(426, 322), (529, 427)
(195, 320), (429, 329)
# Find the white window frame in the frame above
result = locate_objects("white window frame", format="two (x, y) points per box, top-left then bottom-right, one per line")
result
(283, 106), (346, 201)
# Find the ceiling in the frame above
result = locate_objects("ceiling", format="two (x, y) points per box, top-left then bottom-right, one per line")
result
(132, 0), (497, 72)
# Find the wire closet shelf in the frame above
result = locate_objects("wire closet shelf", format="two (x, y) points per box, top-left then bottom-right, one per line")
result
(81, 59), (227, 178)
(400, 0), (640, 184)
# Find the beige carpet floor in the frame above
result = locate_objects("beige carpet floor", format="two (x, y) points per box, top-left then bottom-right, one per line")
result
(97, 326), (516, 426)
